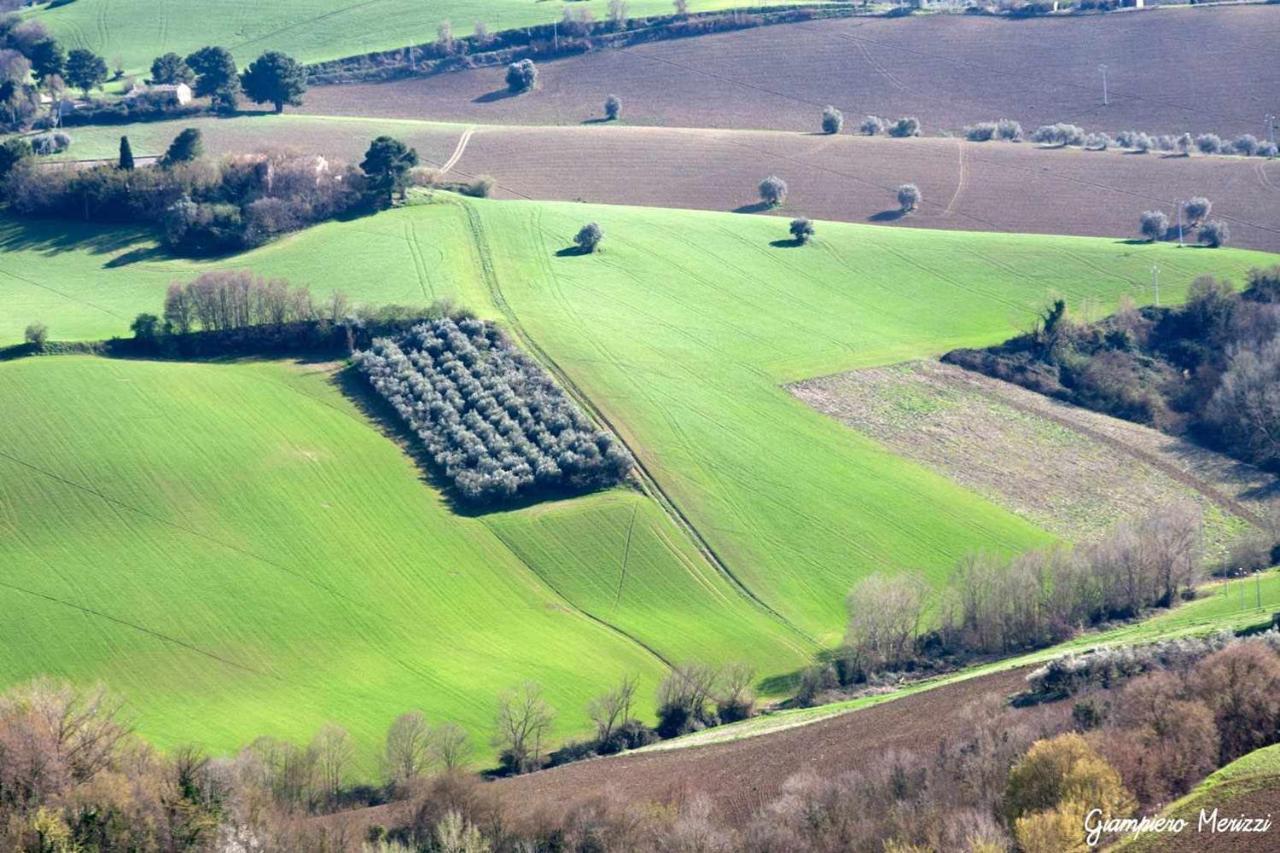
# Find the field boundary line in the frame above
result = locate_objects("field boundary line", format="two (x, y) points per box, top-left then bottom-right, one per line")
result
(455, 200), (816, 647)
(0, 579), (281, 680)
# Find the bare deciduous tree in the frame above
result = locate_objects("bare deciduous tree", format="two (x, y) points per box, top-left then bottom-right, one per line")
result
(493, 683), (555, 775)
(587, 675), (638, 744)
(310, 723), (354, 802)
(844, 573), (927, 672)
(385, 710), (432, 785)
(429, 722), (473, 772)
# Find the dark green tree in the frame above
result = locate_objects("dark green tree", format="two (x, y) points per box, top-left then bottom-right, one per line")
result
(240, 51), (306, 114)
(29, 39), (66, 86)
(118, 136), (134, 170)
(65, 48), (108, 96)
(0, 137), (32, 180)
(185, 46), (240, 111)
(360, 136), (418, 208)
(160, 128), (203, 167)
(150, 52), (195, 85)
(130, 313), (161, 342)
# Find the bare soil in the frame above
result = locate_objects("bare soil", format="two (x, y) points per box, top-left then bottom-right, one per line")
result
(790, 360), (1280, 556)
(303, 7), (1280, 137)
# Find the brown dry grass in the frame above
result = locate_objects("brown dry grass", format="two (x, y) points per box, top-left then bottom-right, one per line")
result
(790, 360), (1280, 558)
(304, 7), (1280, 137)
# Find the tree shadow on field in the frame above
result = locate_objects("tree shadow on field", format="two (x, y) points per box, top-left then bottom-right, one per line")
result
(732, 201), (773, 215)
(869, 209), (905, 222)
(473, 88), (519, 104)
(555, 245), (591, 257)
(103, 245), (167, 268)
(769, 238), (806, 248)
(0, 214), (156, 259)
(581, 116), (614, 125)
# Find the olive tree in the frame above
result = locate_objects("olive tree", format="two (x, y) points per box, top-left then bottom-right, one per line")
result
(1184, 197), (1211, 228)
(574, 222), (604, 253)
(505, 59), (537, 94)
(789, 217), (814, 244)
(1199, 219), (1229, 248)
(821, 105), (843, 134)
(758, 174), (787, 207)
(859, 115), (885, 136)
(897, 182), (920, 213)
(1139, 210), (1168, 242)
(604, 94), (621, 121)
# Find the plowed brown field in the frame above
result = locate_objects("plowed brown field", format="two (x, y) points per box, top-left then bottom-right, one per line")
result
(304, 6), (1280, 137)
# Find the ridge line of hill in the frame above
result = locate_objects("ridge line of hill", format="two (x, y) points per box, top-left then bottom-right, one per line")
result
(455, 198), (817, 648)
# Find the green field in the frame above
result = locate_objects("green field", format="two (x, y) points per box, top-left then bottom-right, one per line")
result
(0, 355), (808, 768)
(2, 196), (1275, 763)
(29, 0), (803, 73)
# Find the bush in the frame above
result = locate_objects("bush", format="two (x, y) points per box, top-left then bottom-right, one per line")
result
(1183, 196), (1211, 227)
(964, 122), (997, 142)
(1003, 733), (1136, 828)
(758, 174), (787, 207)
(355, 317), (633, 504)
(464, 175), (494, 198)
(1032, 123), (1085, 147)
(1196, 133), (1222, 154)
(160, 127), (202, 166)
(505, 58), (537, 93)
(896, 182), (920, 213)
(1232, 134), (1260, 156)
(604, 93), (621, 121)
(1198, 219), (1229, 248)
(1139, 210), (1168, 242)
(1083, 132), (1110, 151)
(820, 105), (843, 134)
(30, 131), (70, 155)
(1258, 141), (1279, 158)
(996, 118), (1023, 141)
(859, 115), (885, 136)
(23, 322), (47, 349)
(788, 217), (814, 244)
(574, 222), (603, 253)
(888, 116), (920, 138)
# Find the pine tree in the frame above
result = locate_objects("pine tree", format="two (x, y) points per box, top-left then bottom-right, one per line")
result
(118, 136), (134, 171)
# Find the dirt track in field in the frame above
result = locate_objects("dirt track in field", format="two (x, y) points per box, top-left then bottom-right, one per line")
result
(304, 6), (1280, 137)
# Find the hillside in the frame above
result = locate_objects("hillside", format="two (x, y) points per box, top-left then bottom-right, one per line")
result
(49, 115), (1280, 252)
(5, 198), (1272, 647)
(303, 6), (1280, 136)
(29, 0), (802, 73)
(0, 354), (808, 766)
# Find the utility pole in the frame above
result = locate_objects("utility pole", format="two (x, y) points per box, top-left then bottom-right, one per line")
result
(1151, 265), (1160, 307)
(1176, 202), (1184, 247)
(1099, 64), (1109, 107)
(1267, 113), (1277, 145)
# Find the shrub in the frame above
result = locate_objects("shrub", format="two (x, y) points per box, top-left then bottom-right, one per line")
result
(1032, 123), (1085, 147)
(23, 322), (48, 349)
(896, 182), (920, 213)
(574, 222), (603, 253)
(30, 131), (70, 155)
(464, 175), (494, 198)
(604, 93), (621, 121)
(820, 105), (843, 134)
(1232, 134), (1260, 156)
(1198, 219), (1229, 248)
(859, 115), (885, 136)
(160, 127), (202, 166)
(996, 118), (1023, 141)
(1190, 643), (1280, 762)
(355, 317), (633, 504)
(1203, 338), (1280, 467)
(788, 217), (814, 244)
(505, 58), (537, 93)
(1196, 133), (1222, 154)
(1183, 196), (1211, 227)
(888, 116), (920, 138)
(1003, 733), (1135, 828)
(1176, 132), (1193, 156)
(655, 664), (718, 738)
(964, 122), (997, 142)
(1139, 210), (1168, 242)
(758, 174), (787, 207)
(1258, 141), (1279, 158)
(1083, 132), (1110, 151)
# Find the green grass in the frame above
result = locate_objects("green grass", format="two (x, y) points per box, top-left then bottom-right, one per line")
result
(30, 0), (807, 73)
(0, 355), (807, 769)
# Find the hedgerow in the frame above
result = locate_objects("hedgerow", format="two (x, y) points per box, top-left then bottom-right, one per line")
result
(356, 318), (632, 504)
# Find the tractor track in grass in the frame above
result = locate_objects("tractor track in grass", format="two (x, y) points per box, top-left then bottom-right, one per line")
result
(456, 199), (816, 649)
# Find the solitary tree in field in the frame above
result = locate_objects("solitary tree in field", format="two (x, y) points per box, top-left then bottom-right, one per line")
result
(506, 59), (538, 94)
(574, 222), (604, 253)
(160, 127), (203, 167)
(118, 135), (134, 170)
(65, 48), (107, 97)
(1199, 220), (1229, 248)
(360, 135), (419, 208)
(24, 322), (48, 350)
(604, 94), (621, 121)
(897, 182), (920, 213)
(1184, 197), (1211, 228)
(493, 682), (555, 775)
(149, 52), (194, 85)
(821, 105), (843, 134)
(789, 217), (814, 244)
(758, 175), (787, 207)
(1139, 210), (1168, 243)
(240, 51), (306, 113)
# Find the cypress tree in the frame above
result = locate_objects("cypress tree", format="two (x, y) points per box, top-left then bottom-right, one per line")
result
(118, 136), (134, 170)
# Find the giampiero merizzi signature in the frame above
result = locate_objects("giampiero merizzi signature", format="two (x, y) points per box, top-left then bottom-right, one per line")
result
(1085, 807), (1273, 847)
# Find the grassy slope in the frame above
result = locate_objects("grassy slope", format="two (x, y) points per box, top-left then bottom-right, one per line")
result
(31, 0), (802, 73)
(3, 198), (1273, 644)
(0, 355), (808, 767)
